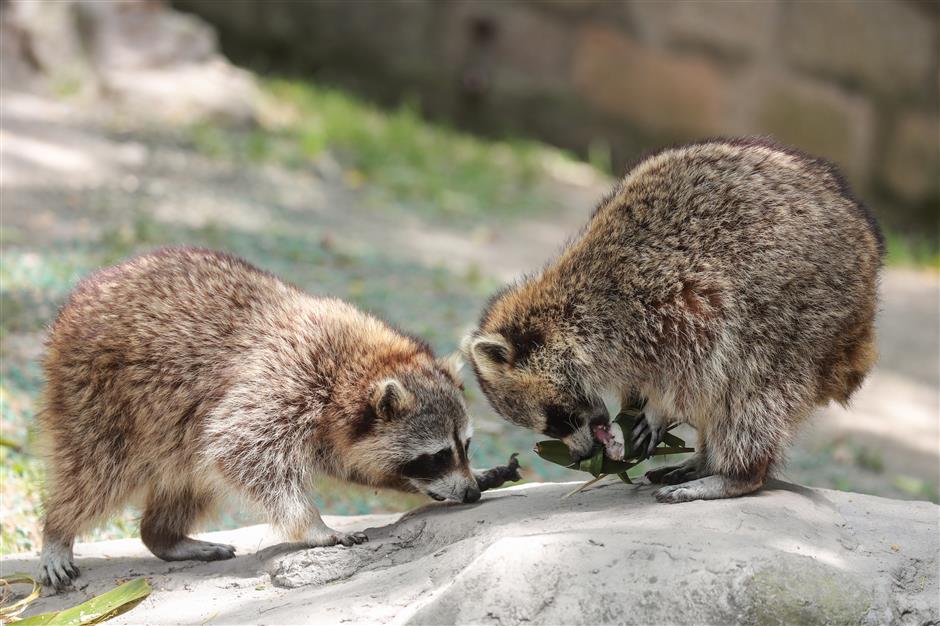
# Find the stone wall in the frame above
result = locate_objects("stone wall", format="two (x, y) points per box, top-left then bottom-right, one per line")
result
(172, 0), (939, 232)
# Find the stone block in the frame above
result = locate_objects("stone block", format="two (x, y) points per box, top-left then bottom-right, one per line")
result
(77, 0), (217, 71)
(624, 0), (775, 58)
(572, 25), (728, 136)
(667, 1), (776, 59)
(783, 0), (936, 97)
(752, 74), (875, 182)
(441, 2), (575, 92)
(882, 111), (940, 202)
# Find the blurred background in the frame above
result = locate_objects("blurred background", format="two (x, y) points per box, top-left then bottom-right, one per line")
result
(1, 0), (937, 555)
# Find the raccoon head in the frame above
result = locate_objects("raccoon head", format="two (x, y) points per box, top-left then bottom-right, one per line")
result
(350, 354), (481, 503)
(462, 330), (608, 462)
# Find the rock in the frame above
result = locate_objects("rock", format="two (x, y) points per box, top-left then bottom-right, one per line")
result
(1, 0), (97, 96)
(4, 481), (937, 625)
(100, 59), (258, 126)
(1, 0), (258, 125)
(572, 25), (728, 137)
(781, 0), (935, 98)
(751, 73), (875, 183)
(881, 112), (940, 204)
(443, 2), (576, 93)
(75, 0), (217, 71)
(624, 1), (775, 60)
(0, 19), (44, 92)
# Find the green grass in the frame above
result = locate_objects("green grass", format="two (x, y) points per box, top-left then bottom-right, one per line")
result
(188, 79), (570, 222)
(884, 232), (940, 272)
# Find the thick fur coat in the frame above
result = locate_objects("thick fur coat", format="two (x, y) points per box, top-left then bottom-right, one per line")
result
(39, 247), (477, 588)
(465, 138), (882, 503)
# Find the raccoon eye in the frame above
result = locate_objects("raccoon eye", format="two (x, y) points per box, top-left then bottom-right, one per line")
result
(401, 448), (453, 480)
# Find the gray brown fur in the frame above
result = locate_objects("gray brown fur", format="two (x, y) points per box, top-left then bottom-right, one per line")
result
(39, 247), (479, 588)
(464, 138), (882, 503)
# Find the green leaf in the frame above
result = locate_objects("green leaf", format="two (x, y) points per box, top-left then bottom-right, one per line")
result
(651, 446), (695, 456)
(613, 409), (640, 432)
(0, 435), (23, 453)
(17, 578), (151, 626)
(661, 431), (686, 448)
(533, 398), (695, 485)
(533, 440), (573, 467)
(589, 448), (605, 476)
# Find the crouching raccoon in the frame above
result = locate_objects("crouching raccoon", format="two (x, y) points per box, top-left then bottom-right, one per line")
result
(39, 247), (484, 589)
(464, 138), (883, 504)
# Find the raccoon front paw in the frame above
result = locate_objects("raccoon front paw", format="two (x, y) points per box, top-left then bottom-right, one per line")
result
(474, 453), (523, 492)
(306, 530), (369, 548)
(39, 553), (79, 590)
(631, 412), (664, 459)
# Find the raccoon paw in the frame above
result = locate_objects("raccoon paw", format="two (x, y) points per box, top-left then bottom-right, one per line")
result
(39, 545), (79, 590)
(654, 475), (756, 503)
(474, 453), (523, 492)
(306, 531), (368, 548)
(631, 412), (664, 459)
(654, 483), (700, 504)
(153, 538), (237, 562)
(645, 455), (705, 485)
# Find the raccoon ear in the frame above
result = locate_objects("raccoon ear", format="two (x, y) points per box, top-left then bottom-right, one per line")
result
(372, 378), (414, 420)
(439, 352), (464, 383)
(468, 334), (512, 371)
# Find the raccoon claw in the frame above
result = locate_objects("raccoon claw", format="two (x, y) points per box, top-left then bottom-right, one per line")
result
(654, 484), (697, 504)
(337, 531), (369, 547)
(39, 542), (79, 590)
(190, 541), (237, 561)
(631, 414), (663, 459)
(504, 453), (522, 482)
(39, 559), (79, 590)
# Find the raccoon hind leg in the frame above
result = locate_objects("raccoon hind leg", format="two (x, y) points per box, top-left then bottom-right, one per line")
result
(645, 448), (710, 485)
(653, 391), (793, 503)
(140, 483), (234, 562)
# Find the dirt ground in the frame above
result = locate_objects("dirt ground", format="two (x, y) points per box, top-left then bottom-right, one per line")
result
(1, 87), (937, 555)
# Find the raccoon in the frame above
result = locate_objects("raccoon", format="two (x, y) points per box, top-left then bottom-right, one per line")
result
(39, 247), (480, 589)
(463, 138), (883, 504)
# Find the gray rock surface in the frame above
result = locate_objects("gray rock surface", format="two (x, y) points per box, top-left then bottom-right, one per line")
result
(4, 481), (937, 625)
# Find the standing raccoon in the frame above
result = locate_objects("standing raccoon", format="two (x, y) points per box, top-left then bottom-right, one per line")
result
(464, 138), (882, 503)
(39, 247), (482, 589)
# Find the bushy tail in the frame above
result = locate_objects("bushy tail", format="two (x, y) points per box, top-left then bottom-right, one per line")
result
(816, 314), (878, 406)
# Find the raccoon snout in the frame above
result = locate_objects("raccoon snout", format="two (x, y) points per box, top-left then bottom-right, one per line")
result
(588, 411), (611, 429)
(563, 424), (597, 463)
(562, 405), (608, 462)
(462, 484), (481, 503)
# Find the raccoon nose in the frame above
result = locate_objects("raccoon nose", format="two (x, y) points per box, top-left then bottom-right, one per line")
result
(462, 485), (481, 503)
